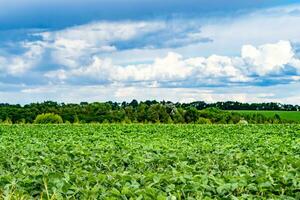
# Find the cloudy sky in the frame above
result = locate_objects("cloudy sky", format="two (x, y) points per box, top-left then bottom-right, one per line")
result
(1, 0), (300, 104)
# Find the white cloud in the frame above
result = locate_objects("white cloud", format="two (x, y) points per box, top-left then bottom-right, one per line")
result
(2, 4), (300, 104)
(44, 69), (67, 81)
(187, 55), (249, 82)
(41, 21), (165, 44)
(2, 82), (296, 104)
(101, 4), (300, 65)
(0, 42), (44, 75)
(289, 58), (300, 73)
(241, 40), (294, 76)
(113, 52), (193, 81)
(38, 21), (166, 68)
(44, 40), (300, 87)
(130, 4), (298, 62)
(45, 52), (193, 83)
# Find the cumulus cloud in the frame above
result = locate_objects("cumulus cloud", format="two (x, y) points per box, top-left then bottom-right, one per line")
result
(36, 21), (165, 68)
(45, 52), (242, 86)
(44, 40), (300, 87)
(241, 41), (294, 76)
(35, 21), (211, 69)
(113, 52), (192, 81)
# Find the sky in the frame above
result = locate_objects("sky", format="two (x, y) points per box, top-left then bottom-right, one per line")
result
(1, 0), (300, 104)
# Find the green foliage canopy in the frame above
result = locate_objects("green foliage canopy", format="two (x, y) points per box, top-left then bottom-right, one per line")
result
(34, 113), (63, 124)
(0, 100), (299, 124)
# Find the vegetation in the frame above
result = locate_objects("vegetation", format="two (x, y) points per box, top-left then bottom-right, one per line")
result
(0, 124), (299, 199)
(0, 101), (299, 124)
(231, 110), (300, 122)
(34, 113), (63, 124)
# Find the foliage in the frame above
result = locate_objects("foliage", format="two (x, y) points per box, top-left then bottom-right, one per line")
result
(196, 117), (212, 124)
(0, 124), (299, 199)
(238, 119), (248, 125)
(0, 100), (299, 124)
(232, 110), (300, 123)
(73, 115), (80, 124)
(34, 113), (63, 124)
(2, 117), (12, 124)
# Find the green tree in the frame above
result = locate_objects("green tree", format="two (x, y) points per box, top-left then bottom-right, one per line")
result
(172, 110), (185, 123)
(73, 115), (80, 124)
(137, 103), (148, 122)
(147, 104), (160, 123)
(196, 117), (212, 124)
(184, 107), (199, 123)
(3, 117), (12, 124)
(34, 113), (63, 124)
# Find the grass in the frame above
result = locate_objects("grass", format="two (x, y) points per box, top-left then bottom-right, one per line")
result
(0, 124), (299, 199)
(230, 110), (300, 122)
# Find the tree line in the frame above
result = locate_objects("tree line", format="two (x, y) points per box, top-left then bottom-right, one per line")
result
(0, 100), (298, 124)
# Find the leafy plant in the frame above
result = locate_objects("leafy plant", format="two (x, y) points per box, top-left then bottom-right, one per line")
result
(0, 124), (299, 199)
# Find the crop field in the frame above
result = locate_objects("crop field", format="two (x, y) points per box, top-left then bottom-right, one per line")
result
(230, 110), (300, 122)
(0, 124), (299, 199)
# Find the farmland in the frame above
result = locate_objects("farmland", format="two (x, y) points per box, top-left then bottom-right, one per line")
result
(230, 110), (300, 122)
(0, 124), (299, 199)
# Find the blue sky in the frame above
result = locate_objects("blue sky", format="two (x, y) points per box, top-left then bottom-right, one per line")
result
(1, 0), (300, 104)
(0, 0), (299, 30)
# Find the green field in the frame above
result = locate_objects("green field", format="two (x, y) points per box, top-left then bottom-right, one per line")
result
(0, 125), (299, 199)
(230, 110), (300, 122)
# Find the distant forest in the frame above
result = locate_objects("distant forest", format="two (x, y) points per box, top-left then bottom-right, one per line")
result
(0, 100), (299, 124)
